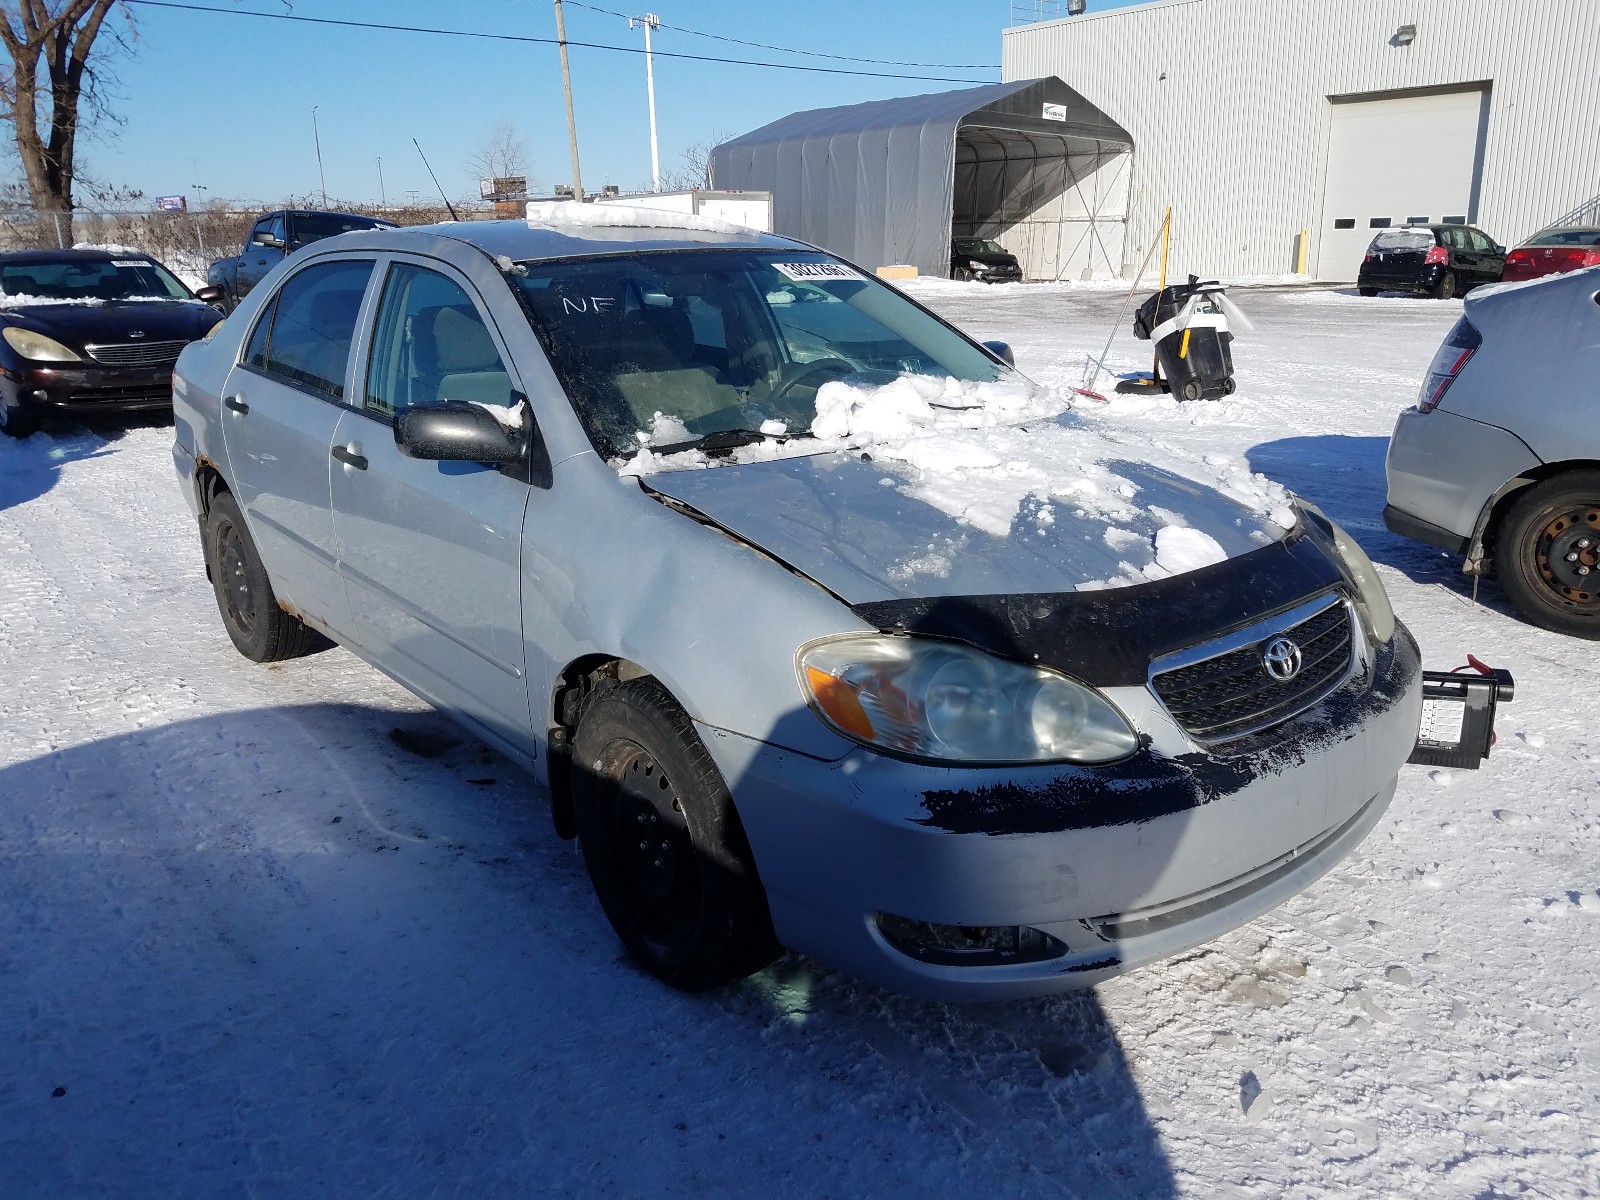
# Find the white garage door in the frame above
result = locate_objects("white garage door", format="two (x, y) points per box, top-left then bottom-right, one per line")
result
(1317, 88), (1489, 280)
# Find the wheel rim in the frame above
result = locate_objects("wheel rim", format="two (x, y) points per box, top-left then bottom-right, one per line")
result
(600, 741), (699, 947)
(217, 522), (258, 635)
(1532, 506), (1600, 606)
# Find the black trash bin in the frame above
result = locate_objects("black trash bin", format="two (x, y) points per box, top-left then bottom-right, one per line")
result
(1132, 275), (1237, 401)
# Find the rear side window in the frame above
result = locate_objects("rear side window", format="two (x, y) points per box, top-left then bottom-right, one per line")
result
(364, 263), (512, 418)
(247, 259), (373, 398)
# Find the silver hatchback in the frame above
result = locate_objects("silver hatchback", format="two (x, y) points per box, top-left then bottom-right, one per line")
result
(172, 209), (1420, 1000)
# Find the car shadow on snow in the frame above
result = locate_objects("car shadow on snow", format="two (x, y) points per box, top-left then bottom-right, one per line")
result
(1247, 433), (1470, 587)
(0, 427), (121, 513)
(0, 701), (1178, 1197)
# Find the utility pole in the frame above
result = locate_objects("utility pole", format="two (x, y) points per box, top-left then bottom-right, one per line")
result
(189, 182), (208, 261)
(311, 106), (328, 206)
(376, 157), (385, 209)
(553, 0), (585, 201)
(630, 13), (662, 192)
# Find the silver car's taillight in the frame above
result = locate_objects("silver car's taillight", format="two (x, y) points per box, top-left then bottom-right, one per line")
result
(1416, 316), (1481, 414)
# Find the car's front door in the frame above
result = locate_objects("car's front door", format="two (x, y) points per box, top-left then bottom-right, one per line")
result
(219, 257), (375, 641)
(330, 259), (533, 758)
(237, 215), (287, 298)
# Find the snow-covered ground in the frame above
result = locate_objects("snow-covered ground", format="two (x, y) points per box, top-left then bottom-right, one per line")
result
(3, 285), (1596, 1198)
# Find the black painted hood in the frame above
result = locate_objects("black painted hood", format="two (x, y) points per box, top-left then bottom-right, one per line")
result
(0, 299), (221, 353)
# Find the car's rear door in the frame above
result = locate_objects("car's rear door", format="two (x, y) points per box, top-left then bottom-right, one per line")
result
(219, 256), (376, 641)
(329, 257), (533, 759)
(1467, 228), (1504, 285)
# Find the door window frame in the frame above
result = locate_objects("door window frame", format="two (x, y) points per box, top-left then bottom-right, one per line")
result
(235, 254), (382, 406)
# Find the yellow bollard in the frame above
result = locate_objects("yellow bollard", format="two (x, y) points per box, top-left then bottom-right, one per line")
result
(1296, 228), (1309, 275)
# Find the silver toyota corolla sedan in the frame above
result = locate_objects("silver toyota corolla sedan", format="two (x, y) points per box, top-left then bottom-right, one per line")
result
(1386, 267), (1600, 638)
(171, 209), (1420, 1001)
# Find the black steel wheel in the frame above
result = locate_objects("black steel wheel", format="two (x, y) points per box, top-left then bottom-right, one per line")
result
(573, 678), (779, 992)
(204, 490), (321, 662)
(1497, 472), (1600, 638)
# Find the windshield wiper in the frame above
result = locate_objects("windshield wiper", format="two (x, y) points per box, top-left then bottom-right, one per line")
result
(651, 428), (811, 457)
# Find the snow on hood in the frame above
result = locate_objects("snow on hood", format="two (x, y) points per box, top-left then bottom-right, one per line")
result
(633, 374), (1297, 601)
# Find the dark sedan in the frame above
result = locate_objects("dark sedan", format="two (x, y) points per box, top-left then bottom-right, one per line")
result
(0, 249), (223, 437)
(1356, 224), (1505, 299)
(950, 237), (1023, 283)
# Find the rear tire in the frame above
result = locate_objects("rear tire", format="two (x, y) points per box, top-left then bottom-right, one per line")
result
(573, 678), (779, 992)
(203, 490), (321, 661)
(1432, 271), (1457, 300)
(1358, 286), (1378, 297)
(1496, 473), (1600, 639)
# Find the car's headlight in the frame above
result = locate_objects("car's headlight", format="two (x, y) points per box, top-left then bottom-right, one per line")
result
(202, 320), (225, 341)
(798, 634), (1138, 764)
(968, 259), (988, 271)
(2, 326), (82, 362)
(1299, 503), (1396, 645)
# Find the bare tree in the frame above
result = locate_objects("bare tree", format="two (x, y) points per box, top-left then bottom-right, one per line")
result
(660, 129), (731, 192)
(0, 1), (132, 246)
(467, 119), (533, 193)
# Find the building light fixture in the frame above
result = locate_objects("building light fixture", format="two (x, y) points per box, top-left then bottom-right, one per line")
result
(1393, 23), (1417, 46)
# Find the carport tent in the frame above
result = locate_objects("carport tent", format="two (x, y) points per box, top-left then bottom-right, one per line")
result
(709, 77), (1134, 281)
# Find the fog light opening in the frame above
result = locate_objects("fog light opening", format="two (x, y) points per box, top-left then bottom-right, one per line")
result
(876, 913), (1066, 967)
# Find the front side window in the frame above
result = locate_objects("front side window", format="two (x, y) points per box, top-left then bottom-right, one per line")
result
(511, 250), (1002, 459)
(364, 263), (512, 418)
(246, 259), (373, 398)
(0, 256), (190, 301)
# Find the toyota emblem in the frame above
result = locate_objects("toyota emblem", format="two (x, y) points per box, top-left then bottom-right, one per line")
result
(1261, 636), (1303, 682)
(128, 330), (146, 338)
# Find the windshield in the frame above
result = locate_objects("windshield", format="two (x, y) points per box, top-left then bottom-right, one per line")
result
(292, 213), (392, 244)
(954, 239), (1007, 255)
(511, 249), (1004, 460)
(1528, 227), (1600, 248)
(0, 256), (191, 301)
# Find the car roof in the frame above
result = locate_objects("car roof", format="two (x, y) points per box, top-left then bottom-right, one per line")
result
(0, 248), (154, 264)
(310, 217), (811, 264)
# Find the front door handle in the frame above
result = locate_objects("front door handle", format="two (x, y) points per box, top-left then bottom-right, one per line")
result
(223, 394), (249, 415)
(331, 444), (368, 471)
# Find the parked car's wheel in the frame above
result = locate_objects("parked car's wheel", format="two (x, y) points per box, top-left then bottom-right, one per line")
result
(203, 490), (322, 661)
(952, 268), (971, 282)
(1358, 286), (1378, 297)
(0, 402), (39, 438)
(1496, 473), (1600, 638)
(573, 677), (779, 991)
(1432, 271), (1458, 300)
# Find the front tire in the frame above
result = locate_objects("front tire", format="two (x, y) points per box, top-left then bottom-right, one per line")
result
(1358, 286), (1378, 297)
(573, 678), (779, 992)
(0, 402), (39, 438)
(203, 490), (322, 661)
(1497, 473), (1600, 638)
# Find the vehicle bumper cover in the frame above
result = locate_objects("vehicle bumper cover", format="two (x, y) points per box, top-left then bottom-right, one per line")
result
(1358, 264), (1445, 292)
(5, 362), (175, 413)
(1386, 407), (1542, 547)
(706, 626), (1422, 1001)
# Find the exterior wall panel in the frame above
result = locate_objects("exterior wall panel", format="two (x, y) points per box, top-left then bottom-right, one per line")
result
(1003, 0), (1600, 278)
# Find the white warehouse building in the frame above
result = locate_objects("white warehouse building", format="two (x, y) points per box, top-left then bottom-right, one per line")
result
(1002, 0), (1600, 281)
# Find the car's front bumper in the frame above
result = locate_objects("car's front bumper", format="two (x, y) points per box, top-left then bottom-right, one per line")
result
(1, 361), (176, 416)
(706, 627), (1422, 1001)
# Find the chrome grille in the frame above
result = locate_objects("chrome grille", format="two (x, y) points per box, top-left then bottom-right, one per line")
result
(84, 339), (188, 367)
(1151, 595), (1356, 742)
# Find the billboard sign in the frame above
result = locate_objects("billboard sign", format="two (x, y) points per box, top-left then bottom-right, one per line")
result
(155, 194), (188, 211)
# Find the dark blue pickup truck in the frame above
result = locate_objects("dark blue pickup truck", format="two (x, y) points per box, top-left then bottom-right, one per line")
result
(206, 209), (396, 313)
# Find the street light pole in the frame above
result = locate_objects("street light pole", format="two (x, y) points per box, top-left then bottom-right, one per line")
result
(189, 182), (208, 261)
(630, 13), (662, 192)
(376, 157), (385, 209)
(553, 0), (585, 201)
(311, 106), (328, 206)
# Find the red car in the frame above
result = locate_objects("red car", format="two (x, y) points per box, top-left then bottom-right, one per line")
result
(1501, 226), (1600, 283)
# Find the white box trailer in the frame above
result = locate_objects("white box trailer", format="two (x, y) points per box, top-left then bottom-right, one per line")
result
(594, 189), (773, 233)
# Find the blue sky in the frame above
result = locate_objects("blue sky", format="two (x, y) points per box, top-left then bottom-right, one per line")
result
(66, 0), (1136, 210)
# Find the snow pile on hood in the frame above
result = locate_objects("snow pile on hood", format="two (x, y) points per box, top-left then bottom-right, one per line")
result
(614, 373), (1298, 563)
(0, 293), (108, 308)
(525, 200), (750, 236)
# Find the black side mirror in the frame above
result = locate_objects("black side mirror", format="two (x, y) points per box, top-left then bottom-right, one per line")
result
(194, 285), (225, 304)
(251, 232), (285, 249)
(981, 339), (1015, 368)
(394, 398), (532, 465)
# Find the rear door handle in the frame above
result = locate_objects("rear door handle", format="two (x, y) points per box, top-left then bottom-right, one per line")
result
(223, 394), (249, 415)
(331, 444), (368, 471)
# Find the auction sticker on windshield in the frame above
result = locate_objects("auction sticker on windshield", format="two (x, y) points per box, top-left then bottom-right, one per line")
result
(773, 262), (862, 282)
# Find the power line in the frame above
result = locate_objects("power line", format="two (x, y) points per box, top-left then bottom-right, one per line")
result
(563, 0), (1002, 71)
(123, 1), (997, 84)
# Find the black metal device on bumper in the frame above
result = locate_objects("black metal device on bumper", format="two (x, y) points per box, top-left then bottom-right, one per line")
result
(1408, 659), (1515, 770)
